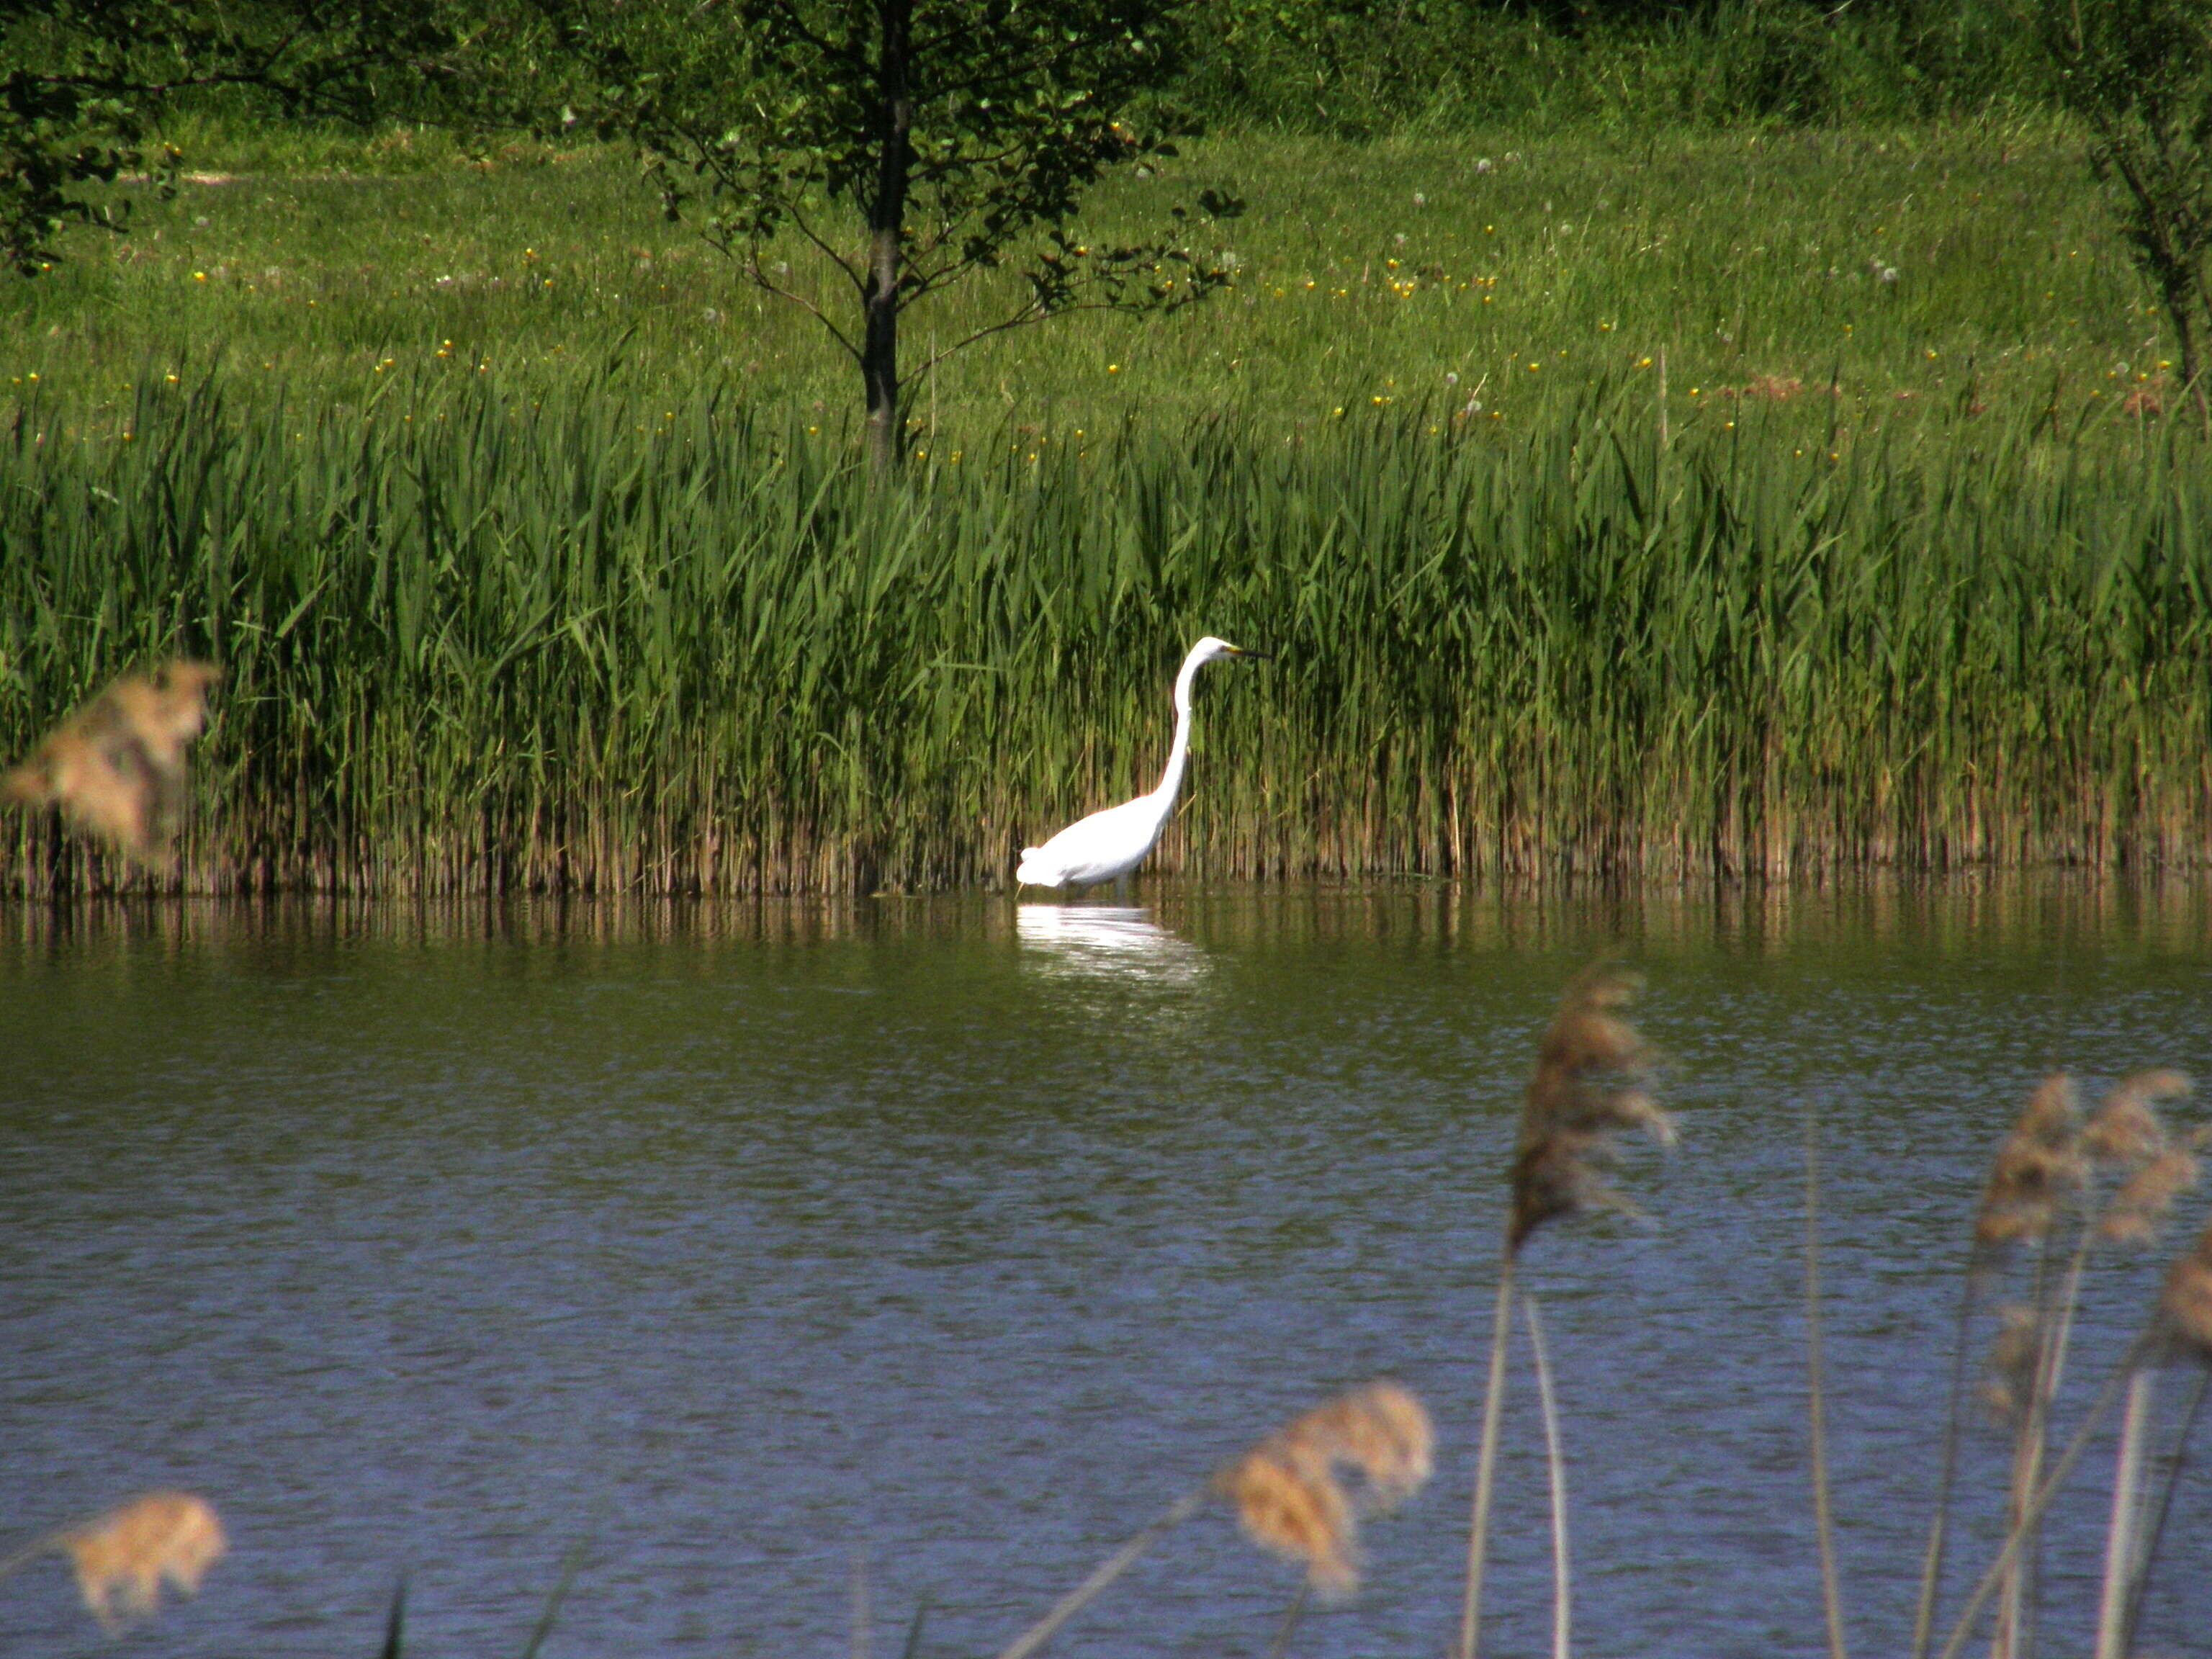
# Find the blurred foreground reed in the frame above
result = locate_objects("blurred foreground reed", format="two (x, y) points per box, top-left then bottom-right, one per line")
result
(994, 1380), (1434, 1659)
(2, 662), (220, 866)
(0, 1491), (225, 1633)
(1462, 962), (1671, 1659)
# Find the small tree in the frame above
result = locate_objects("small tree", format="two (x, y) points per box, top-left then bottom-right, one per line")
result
(561, 0), (1239, 473)
(2032, 0), (2212, 426)
(0, 0), (475, 276)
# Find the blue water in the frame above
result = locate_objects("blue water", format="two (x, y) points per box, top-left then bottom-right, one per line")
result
(3, 884), (2210, 1658)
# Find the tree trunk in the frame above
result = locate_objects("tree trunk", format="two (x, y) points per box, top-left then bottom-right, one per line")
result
(2180, 300), (2208, 437)
(2155, 270), (2204, 436)
(862, 0), (914, 477)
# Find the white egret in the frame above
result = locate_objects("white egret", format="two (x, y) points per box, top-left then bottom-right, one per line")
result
(1015, 636), (1264, 892)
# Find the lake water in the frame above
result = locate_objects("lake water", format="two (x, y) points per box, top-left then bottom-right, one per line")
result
(4, 883), (2211, 1659)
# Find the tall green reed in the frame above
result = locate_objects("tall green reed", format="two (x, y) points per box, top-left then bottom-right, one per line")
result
(2, 369), (2207, 895)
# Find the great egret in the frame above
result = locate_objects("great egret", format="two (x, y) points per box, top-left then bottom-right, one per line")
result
(1015, 636), (1264, 892)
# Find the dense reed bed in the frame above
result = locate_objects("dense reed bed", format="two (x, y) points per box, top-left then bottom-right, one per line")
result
(1, 367), (2206, 896)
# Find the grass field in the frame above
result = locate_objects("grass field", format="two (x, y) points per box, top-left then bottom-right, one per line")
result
(0, 119), (2178, 446)
(1, 121), (2206, 895)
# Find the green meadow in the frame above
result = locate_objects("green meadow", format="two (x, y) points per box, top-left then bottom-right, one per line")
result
(1, 119), (2206, 895)
(0, 120), (2177, 439)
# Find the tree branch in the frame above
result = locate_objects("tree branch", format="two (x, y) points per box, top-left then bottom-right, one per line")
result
(740, 254), (862, 361)
(784, 198), (868, 299)
(749, 0), (870, 75)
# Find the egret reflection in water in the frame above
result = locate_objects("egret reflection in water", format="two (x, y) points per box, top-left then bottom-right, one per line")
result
(1014, 904), (1208, 984)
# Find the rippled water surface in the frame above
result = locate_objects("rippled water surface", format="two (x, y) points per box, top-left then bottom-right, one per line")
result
(5, 884), (2212, 1658)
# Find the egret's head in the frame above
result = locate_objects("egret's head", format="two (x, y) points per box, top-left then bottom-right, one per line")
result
(1014, 846), (1060, 888)
(1192, 635), (1268, 665)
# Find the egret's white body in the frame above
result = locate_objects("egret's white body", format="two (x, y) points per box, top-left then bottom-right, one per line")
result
(1015, 636), (1261, 891)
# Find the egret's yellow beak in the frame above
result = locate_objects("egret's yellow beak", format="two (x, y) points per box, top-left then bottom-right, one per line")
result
(1223, 643), (1270, 661)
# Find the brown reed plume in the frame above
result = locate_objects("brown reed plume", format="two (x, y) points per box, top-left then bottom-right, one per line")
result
(1218, 1380), (1434, 1598)
(1934, 1206), (2212, 1659)
(2027, 1074), (2198, 1659)
(2159, 1213), (2212, 1359)
(1982, 1303), (2043, 1421)
(2046, 1074), (2200, 1413)
(2, 661), (221, 865)
(1506, 966), (1673, 1249)
(2023, 1074), (2198, 1417)
(2103, 1136), (2206, 1246)
(993, 1380), (1433, 1659)
(1984, 1077), (2087, 1659)
(1931, 1073), (2199, 1659)
(2086, 1073), (2200, 1245)
(1462, 963), (1667, 1659)
(2092, 1182), (2212, 1659)
(1972, 1076), (2084, 1256)
(1912, 1075), (2084, 1659)
(0, 1491), (226, 1633)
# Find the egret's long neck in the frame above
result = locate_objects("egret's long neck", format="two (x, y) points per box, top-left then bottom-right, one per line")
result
(1149, 650), (1207, 807)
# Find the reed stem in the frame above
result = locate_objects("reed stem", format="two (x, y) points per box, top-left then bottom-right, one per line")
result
(1263, 1581), (1310, 1659)
(1911, 1278), (1980, 1659)
(1523, 1293), (1573, 1659)
(516, 1543), (585, 1659)
(1994, 1244), (2059, 1659)
(2093, 1370), (2154, 1659)
(1804, 1116), (1849, 1659)
(0, 1532), (57, 1586)
(2120, 1367), (2209, 1656)
(1934, 1331), (2157, 1659)
(1460, 1249), (1518, 1659)
(851, 1549), (873, 1659)
(994, 1489), (1208, 1659)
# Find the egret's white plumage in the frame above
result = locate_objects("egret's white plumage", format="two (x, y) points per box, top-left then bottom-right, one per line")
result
(1015, 636), (1262, 891)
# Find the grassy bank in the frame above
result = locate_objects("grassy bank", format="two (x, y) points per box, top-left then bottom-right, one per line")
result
(0, 123), (2177, 446)
(0, 124), (2206, 895)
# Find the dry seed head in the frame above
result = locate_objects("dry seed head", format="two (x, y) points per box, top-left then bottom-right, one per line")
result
(1, 661), (221, 863)
(2100, 1135), (2205, 1246)
(1981, 1302), (2041, 1421)
(1510, 1128), (1613, 1249)
(1509, 963), (1669, 1252)
(1217, 1381), (1434, 1596)
(2083, 1069), (2193, 1166)
(1276, 1380), (1434, 1508)
(1973, 1075), (2084, 1253)
(60, 1491), (225, 1632)
(2160, 1215), (2212, 1359)
(1219, 1443), (1357, 1595)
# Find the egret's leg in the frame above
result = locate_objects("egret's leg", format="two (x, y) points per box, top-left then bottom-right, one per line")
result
(1113, 873), (1132, 904)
